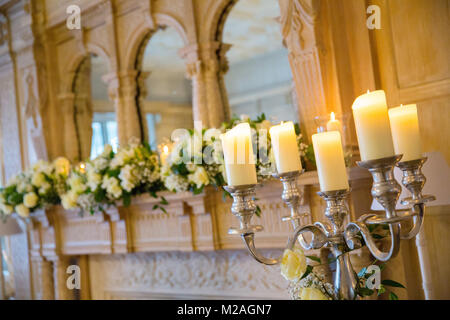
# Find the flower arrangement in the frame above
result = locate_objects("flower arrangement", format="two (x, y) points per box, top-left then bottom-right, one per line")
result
(61, 140), (164, 214)
(0, 157), (70, 220)
(280, 247), (406, 300)
(161, 113), (314, 194)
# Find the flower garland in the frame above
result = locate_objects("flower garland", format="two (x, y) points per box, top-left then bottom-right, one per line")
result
(0, 113), (313, 220)
(0, 157), (70, 219)
(161, 114), (314, 194)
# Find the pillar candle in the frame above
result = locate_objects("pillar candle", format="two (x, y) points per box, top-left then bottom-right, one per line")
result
(221, 123), (257, 186)
(352, 90), (395, 161)
(326, 112), (343, 135)
(269, 121), (302, 174)
(388, 104), (422, 161)
(312, 131), (349, 192)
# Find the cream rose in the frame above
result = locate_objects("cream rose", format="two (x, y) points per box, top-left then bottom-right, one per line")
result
(24, 192), (39, 208)
(31, 172), (45, 187)
(298, 287), (330, 300)
(61, 191), (78, 209)
(0, 204), (13, 215)
(53, 157), (70, 176)
(280, 248), (307, 281)
(15, 204), (30, 218)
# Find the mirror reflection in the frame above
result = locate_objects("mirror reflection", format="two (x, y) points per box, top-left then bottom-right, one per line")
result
(73, 53), (118, 160)
(137, 26), (193, 150)
(223, 0), (297, 122)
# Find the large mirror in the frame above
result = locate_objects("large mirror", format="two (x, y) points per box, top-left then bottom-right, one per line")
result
(223, 0), (297, 122)
(73, 53), (118, 160)
(136, 26), (193, 150)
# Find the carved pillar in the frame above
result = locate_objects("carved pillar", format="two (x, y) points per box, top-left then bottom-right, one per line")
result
(73, 58), (93, 160)
(31, 256), (55, 300)
(136, 71), (151, 143)
(279, 0), (328, 140)
(103, 71), (144, 146)
(180, 42), (230, 128)
(58, 93), (80, 162)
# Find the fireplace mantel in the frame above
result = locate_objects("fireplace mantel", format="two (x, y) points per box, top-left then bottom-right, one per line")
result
(24, 168), (374, 299)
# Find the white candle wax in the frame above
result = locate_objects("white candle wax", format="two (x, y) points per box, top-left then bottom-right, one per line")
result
(352, 90), (395, 161)
(221, 123), (257, 186)
(312, 131), (349, 192)
(326, 112), (343, 135)
(388, 104), (422, 161)
(269, 121), (302, 174)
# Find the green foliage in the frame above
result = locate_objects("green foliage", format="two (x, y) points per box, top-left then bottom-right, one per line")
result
(306, 255), (322, 264)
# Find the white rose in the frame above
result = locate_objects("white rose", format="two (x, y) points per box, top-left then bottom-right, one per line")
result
(68, 175), (86, 194)
(101, 144), (113, 157)
(87, 171), (102, 191)
(188, 167), (209, 189)
(31, 172), (46, 187)
(0, 203), (13, 215)
(109, 184), (123, 199)
(53, 157), (71, 176)
(280, 248), (307, 281)
(298, 288), (330, 300)
(15, 204), (30, 218)
(23, 192), (39, 208)
(61, 191), (78, 209)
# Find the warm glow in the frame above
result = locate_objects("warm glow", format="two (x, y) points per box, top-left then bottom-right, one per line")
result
(367, 89), (370, 94)
(163, 145), (169, 155)
(330, 112), (336, 121)
(79, 162), (86, 173)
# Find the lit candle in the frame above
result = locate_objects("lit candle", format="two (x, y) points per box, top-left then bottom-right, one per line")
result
(79, 162), (86, 174)
(326, 112), (343, 135)
(160, 145), (170, 165)
(388, 104), (422, 161)
(221, 123), (257, 186)
(269, 121), (302, 174)
(352, 90), (395, 161)
(312, 131), (349, 192)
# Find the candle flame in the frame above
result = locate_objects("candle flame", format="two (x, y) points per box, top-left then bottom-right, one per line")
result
(400, 104), (403, 107)
(330, 112), (335, 121)
(367, 89), (370, 94)
(163, 145), (169, 155)
(79, 162), (86, 173)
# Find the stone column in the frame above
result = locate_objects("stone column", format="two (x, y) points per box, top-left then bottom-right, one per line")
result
(31, 256), (55, 300)
(58, 93), (80, 162)
(180, 42), (231, 128)
(103, 71), (145, 146)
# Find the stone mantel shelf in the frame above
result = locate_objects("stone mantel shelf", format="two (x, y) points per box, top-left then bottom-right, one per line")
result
(26, 168), (372, 261)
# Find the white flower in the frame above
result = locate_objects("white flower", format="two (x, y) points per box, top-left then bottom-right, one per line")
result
(204, 128), (222, 143)
(164, 174), (188, 193)
(102, 176), (122, 199)
(53, 157), (70, 177)
(68, 175), (87, 194)
(0, 203), (13, 215)
(31, 172), (46, 187)
(24, 192), (39, 208)
(119, 164), (138, 192)
(15, 204), (30, 218)
(101, 144), (113, 157)
(61, 191), (78, 209)
(87, 171), (102, 191)
(188, 166), (209, 189)
(280, 248), (307, 281)
(298, 288), (330, 300)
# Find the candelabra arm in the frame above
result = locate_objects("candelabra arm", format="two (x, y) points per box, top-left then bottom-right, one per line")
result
(400, 203), (424, 240)
(289, 224), (329, 251)
(344, 219), (400, 262)
(242, 233), (283, 265)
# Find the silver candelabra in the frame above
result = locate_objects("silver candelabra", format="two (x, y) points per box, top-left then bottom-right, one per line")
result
(223, 155), (435, 300)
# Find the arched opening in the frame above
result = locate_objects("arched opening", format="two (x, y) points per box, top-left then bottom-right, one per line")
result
(220, 0), (297, 122)
(135, 26), (193, 150)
